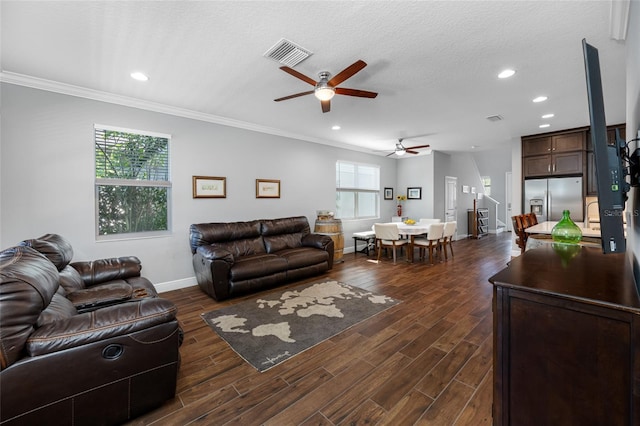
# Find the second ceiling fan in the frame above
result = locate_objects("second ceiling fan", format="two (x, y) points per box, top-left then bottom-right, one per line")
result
(385, 138), (431, 157)
(274, 59), (378, 113)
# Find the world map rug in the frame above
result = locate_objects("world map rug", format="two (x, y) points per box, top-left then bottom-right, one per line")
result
(201, 280), (400, 372)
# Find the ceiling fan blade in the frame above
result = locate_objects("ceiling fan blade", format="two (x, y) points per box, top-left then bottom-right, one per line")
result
(334, 87), (378, 98)
(404, 144), (431, 150)
(279, 66), (317, 86)
(321, 99), (331, 113)
(328, 60), (367, 87)
(406, 150), (420, 155)
(274, 91), (314, 102)
(385, 152), (396, 157)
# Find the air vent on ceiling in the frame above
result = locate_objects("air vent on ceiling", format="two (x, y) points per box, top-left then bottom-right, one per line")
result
(486, 115), (504, 122)
(263, 38), (313, 67)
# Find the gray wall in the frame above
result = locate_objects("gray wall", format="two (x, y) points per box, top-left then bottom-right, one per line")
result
(473, 148), (512, 225)
(0, 83), (399, 290)
(396, 154), (435, 220)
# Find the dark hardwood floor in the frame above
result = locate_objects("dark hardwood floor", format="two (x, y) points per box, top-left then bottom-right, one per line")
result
(127, 232), (513, 425)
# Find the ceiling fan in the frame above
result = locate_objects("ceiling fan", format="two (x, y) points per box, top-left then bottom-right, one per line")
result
(384, 138), (431, 157)
(274, 59), (378, 113)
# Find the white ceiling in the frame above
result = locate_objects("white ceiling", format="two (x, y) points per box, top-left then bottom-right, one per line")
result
(0, 1), (628, 157)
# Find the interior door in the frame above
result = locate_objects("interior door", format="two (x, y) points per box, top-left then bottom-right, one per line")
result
(445, 176), (457, 222)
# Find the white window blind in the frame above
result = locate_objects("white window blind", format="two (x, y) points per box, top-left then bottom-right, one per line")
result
(95, 125), (171, 237)
(336, 161), (380, 219)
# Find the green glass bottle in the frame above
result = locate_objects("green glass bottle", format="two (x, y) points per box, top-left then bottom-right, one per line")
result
(551, 210), (582, 244)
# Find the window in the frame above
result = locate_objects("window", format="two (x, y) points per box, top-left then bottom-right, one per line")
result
(336, 161), (380, 219)
(481, 176), (491, 196)
(95, 125), (171, 238)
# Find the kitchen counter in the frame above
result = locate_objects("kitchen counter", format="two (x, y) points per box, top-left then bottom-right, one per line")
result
(525, 221), (602, 238)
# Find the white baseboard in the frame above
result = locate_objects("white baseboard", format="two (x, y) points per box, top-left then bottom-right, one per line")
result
(156, 276), (198, 293)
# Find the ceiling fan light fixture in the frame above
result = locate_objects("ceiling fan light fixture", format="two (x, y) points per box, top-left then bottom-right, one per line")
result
(314, 86), (335, 101)
(395, 148), (406, 156)
(314, 72), (335, 101)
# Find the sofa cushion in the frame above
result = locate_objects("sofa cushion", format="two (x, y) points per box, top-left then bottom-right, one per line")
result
(215, 237), (266, 258)
(58, 264), (85, 293)
(264, 233), (304, 253)
(277, 247), (330, 269)
(19, 233), (74, 271)
(0, 246), (60, 369)
(190, 220), (262, 254)
(37, 293), (77, 327)
(230, 253), (288, 281)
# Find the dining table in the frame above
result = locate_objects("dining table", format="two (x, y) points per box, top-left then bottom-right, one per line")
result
(371, 222), (432, 262)
(376, 222), (430, 262)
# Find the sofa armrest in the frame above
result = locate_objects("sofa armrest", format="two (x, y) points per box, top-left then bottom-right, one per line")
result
(302, 233), (333, 250)
(26, 298), (177, 357)
(195, 245), (234, 263)
(71, 256), (142, 287)
(192, 246), (234, 301)
(302, 234), (334, 269)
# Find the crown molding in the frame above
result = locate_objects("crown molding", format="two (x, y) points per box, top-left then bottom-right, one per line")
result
(610, 0), (630, 40)
(0, 71), (355, 150)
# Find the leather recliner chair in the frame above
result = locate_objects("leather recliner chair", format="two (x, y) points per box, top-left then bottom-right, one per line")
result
(0, 239), (181, 425)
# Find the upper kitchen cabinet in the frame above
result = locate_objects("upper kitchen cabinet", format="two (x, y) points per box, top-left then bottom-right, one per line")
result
(522, 129), (587, 178)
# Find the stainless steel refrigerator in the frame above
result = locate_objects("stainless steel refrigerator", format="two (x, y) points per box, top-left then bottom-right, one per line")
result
(524, 177), (583, 222)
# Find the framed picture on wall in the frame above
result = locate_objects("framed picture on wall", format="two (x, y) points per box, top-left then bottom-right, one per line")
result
(407, 187), (422, 199)
(193, 176), (226, 198)
(384, 187), (394, 200)
(256, 179), (281, 198)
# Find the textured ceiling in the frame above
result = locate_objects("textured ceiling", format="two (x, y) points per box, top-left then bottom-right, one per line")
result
(0, 1), (628, 156)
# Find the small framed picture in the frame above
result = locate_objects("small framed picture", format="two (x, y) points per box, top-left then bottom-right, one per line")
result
(193, 176), (226, 198)
(407, 187), (422, 200)
(384, 187), (394, 200)
(462, 185), (470, 194)
(256, 179), (281, 198)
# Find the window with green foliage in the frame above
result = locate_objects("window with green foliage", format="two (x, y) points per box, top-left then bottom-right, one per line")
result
(95, 126), (171, 237)
(336, 161), (379, 219)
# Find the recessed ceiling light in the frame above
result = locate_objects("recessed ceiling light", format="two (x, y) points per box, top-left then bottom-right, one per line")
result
(542, 113), (555, 119)
(498, 69), (516, 79)
(539, 123), (551, 128)
(533, 96), (548, 103)
(130, 72), (149, 82)
(331, 125), (341, 130)
(471, 145), (477, 149)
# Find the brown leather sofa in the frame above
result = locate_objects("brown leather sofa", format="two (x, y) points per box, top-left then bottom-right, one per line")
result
(0, 235), (181, 426)
(19, 234), (159, 313)
(190, 216), (334, 301)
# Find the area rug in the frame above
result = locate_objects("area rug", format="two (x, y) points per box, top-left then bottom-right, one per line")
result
(201, 280), (400, 372)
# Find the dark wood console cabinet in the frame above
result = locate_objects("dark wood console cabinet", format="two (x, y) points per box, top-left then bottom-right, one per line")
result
(489, 245), (640, 425)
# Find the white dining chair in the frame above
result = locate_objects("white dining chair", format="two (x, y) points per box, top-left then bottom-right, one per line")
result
(418, 218), (441, 226)
(413, 222), (444, 265)
(441, 221), (457, 260)
(374, 223), (408, 264)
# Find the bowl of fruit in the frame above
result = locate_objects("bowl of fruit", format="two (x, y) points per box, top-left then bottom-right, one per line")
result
(404, 219), (416, 225)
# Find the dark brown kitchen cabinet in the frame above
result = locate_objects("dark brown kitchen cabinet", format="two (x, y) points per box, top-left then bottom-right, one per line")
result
(522, 129), (586, 178)
(489, 245), (640, 426)
(522, 130), (586, 156)
(522, 151), (583, 177)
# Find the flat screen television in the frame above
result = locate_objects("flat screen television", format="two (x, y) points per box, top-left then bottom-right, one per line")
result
(582, 39), (627, 254)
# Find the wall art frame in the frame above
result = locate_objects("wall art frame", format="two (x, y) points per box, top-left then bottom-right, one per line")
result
(407, 187), (422, 199)
(256, 179), (281, 198)
(193, 176), (226, 198)
(384, 187), (394, 200)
